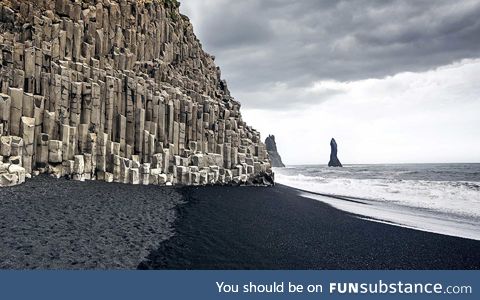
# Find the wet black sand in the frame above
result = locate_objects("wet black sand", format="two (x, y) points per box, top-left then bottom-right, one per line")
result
(0, 175), (183, 269)
(139, 184), (480, 270)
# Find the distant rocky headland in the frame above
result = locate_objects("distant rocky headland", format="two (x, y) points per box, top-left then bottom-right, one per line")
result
(0, 0), (273, 187)
(265, 135), (285, 168)
(328, 138), (342, 167)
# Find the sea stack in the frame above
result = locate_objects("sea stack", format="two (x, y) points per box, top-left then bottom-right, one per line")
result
(328, 138), (343, 167)
(265, 135), (285, 167)
(0, 0), (273, 187)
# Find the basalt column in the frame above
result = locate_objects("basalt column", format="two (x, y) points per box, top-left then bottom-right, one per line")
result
(0, 0), (273, 187)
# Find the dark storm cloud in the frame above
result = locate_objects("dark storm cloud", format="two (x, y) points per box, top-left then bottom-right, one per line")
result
(180, 0), (480, 107)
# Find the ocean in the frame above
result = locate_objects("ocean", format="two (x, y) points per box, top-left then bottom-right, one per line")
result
(274, 164), (480, 240)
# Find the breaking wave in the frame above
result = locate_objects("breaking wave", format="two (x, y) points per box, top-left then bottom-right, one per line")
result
(275, 164), (480, 240)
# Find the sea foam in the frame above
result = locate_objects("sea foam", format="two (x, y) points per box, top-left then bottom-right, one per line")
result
(275, 165), (480, 240)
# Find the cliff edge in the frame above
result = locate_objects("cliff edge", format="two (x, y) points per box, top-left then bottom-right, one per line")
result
(0, 0), (272, 187)
(265, 135), (285, 168)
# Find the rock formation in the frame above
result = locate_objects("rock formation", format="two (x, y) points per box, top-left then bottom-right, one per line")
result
(328, 138), (342, 167)
(0, 0), (273, 187)
(265, 135), (285, 168)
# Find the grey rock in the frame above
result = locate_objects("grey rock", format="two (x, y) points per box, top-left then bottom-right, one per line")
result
(265, 135), (285, 167)
(328, 138), (343, 167)
(0, 0), (274, 187)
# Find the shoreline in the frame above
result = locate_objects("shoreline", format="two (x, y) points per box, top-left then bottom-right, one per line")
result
(139, 184), (480, 270)
(296, 189), (480, 242)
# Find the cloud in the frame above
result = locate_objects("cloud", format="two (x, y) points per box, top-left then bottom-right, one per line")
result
(241, 59), (480, 164)
(234, 81), (347, 110)
(179, 1), (480, 164)
(181, 0), (480, 108)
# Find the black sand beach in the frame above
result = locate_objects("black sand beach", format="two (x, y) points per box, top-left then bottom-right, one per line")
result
(0, 176), (183, 269)
(1, 177), (479, 269)
(139, 184), (480, 270)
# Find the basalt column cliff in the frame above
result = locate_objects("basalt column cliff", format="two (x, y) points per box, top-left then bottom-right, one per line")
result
(0, 0), (272, 187)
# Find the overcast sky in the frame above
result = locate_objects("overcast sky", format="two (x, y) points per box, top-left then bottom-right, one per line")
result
(180, 0), (480, 165)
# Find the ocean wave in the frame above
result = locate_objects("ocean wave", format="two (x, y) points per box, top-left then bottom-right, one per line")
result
(275, 172), (480, 219)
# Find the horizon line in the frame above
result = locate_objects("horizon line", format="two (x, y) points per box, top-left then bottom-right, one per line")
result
(280, 162), (480, 167)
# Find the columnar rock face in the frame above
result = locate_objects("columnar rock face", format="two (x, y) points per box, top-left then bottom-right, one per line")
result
(0, 0), (273, 187)
(328, 138), (342, 167)
(265, 135), (285, 168)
